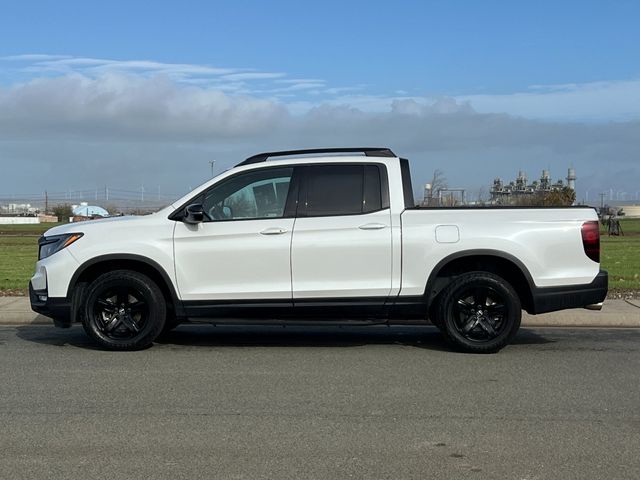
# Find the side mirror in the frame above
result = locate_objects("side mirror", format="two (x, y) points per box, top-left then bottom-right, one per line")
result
(184, 203), (205, 224)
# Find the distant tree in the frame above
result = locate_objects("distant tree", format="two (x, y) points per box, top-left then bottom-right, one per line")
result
(104, 204), (120, 215)
(52, 204), (73, 223)
(424, 169), (447, 206)
(539, 187), (576, 207)
(512, 187), (576, 207)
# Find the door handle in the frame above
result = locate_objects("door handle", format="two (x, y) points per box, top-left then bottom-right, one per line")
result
(260, 227), (288, 235)
(358, 223), (387, 230)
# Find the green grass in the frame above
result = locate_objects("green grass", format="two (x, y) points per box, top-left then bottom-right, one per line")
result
(0, 220), (639, 294)
(0, 223), (64, 292)
(0, 236), (39, 291)
(0, 222), (64, 236)
(600, 218), (640, 290)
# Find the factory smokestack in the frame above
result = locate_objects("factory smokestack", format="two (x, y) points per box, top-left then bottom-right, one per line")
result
(567, 168), (576, 191)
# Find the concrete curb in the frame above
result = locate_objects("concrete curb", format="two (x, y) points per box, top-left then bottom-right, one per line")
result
(1, 297), (639, 327)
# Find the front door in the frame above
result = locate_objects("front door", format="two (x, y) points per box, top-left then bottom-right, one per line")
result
(173, 167), (296, 301)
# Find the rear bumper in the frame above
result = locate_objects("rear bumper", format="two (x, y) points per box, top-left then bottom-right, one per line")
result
(29, 283), (72, 327)
(529, 270), (608, 314)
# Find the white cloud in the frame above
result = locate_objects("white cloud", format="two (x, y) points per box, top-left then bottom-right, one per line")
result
(0, 55), (639, 198)
(1, 54), (71, 61)
(4, 55), (640, 122)
(460, 79), (640, 121)
(220, 72), (287, 81)
(0, 73), (287, 139)
(276, 78), (325, 85)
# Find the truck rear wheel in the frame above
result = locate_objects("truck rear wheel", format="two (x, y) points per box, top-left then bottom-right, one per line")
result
(82, 270), (166, 351)
(436, 271), (521, 353)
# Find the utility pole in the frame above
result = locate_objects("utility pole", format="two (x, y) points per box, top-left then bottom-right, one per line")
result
(44, 191), (48, 213)
(209, 160), (216, 177)
(141, 184), (145, 202)
(599, 192), (607, 209)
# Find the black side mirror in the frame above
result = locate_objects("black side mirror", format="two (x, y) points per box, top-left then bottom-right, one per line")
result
(184, 203), (205, 224)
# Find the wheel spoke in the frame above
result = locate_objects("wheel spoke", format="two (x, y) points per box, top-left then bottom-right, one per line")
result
(116, 287), (130, 305)
(128, 300), (145, 312)
(474, 288), (488, 307)
(477, 318), (497, 337)
(461, 317), (478, 333)
(103, 316), (122, 332)
(96, 298), (117, 313)
(456, 299), (474, 314)
(486, 303), (506, 315)
(121, 315), (140, 333)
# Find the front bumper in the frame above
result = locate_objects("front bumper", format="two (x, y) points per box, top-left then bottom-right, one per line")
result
(29, 283), (72, 327)
(529, 270), (608, 314)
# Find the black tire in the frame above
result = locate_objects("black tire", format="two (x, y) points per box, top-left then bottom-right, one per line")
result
(436, 271), (521, 353)
(81, 270), (166, 351)
(158, 315), (181, 336)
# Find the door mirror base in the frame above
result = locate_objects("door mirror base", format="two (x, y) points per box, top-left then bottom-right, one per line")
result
(184, 204), (205, 224)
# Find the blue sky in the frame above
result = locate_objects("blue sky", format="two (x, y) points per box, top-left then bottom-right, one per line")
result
(0, 0), (639, 201)
(2, 0), (638, 95)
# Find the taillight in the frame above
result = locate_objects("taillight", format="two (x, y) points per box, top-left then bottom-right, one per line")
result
(581, 221), (600, 263)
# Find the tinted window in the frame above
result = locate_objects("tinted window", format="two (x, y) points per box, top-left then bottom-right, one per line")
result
(363, 165), (382, 213)
(305, 165), (363, 216)
(303, 164), (383, 217)
(203, 168), (293, 221)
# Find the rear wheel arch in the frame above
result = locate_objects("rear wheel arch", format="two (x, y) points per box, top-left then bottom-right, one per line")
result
(68, 255), (181, 320)
(426, 250), (534, 314)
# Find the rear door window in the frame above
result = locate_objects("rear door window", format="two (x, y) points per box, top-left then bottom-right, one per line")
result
(302, 165), (383, 217)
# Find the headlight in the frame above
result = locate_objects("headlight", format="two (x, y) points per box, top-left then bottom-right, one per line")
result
(38, 233), (83, 260)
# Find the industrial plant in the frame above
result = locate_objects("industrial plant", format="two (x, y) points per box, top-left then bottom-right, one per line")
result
(490, 168), (576, 204)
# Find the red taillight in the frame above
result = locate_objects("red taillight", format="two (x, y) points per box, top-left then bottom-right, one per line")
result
(581, 221), (600, 263)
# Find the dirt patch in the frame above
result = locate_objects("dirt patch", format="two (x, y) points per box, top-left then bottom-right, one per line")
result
(607, 288), (640, 300)
(0, 289), (28, 297)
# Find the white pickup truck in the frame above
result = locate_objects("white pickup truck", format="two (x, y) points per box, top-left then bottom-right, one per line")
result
(30, 148), (607, 352)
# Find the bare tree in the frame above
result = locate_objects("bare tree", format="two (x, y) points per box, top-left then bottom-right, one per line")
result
(425, 169), (447, 206)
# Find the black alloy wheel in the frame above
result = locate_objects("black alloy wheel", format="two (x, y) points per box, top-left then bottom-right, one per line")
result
(452, 286), (508, 342)
(82, 270), (166, 350)
(93, 286), (149, 339)
(436, 271), (521, 353)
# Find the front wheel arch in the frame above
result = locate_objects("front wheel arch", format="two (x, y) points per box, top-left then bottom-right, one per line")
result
(69, 255), (181, 323)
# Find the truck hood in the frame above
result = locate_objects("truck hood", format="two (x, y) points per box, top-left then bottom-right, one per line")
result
(42, 214), (162, 237)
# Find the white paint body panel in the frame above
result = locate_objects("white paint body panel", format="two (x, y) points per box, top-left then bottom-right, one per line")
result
(291, 209), (392, 299)
(33, 214), (176, 298)
(400, 207), (600, 296)
(173, 219), (295, 300)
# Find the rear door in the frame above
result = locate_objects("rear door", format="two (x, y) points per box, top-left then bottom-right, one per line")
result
(290, 164), (393, 302)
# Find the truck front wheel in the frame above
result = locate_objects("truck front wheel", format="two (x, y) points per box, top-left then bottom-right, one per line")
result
(82, 270), (166, 350)
(436, 271), (521, 353)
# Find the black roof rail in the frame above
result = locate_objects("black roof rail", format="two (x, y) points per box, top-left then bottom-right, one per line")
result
(236, 147), (396, 167)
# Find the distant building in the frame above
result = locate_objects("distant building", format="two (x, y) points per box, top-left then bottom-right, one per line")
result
(490, 168), (575, 204)
(71, 202), (109, 222)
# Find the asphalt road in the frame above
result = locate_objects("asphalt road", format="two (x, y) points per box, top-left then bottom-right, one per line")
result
(1, 325), (638, 480)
